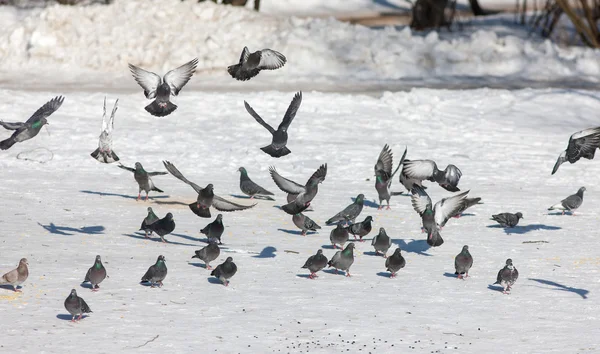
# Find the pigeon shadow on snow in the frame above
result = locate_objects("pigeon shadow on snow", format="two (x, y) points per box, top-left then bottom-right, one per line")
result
(376, 271), (393, 278)
(321, 244), (341, 250)
(486, 224), (561, 235)
(171, 232), (201, 242)
(188, 262), (207, 269)
(79, 282), (93, 290)
(393, 239), (432, 256)
(351, 197), (380, 209)
(363, 251), (385, 257)
(253, 246), (277, 258)
(153, 200), (189, 207)
(0, 284), (23, 291)
(230, 194), (275, 201)
(547, 212), (575, 216)
(322, 269), (349, 276)
(296, 273), (313, 279)
(277, 228), (318, 236)
(207, 277), (224, 285)
(487, 284), (504, 292)
(39, 222), (105, 236)
(528, 278), (589, 299)
(79, 190), (169, 200)
(443, 272), (460, 278)
(122, 232), (197, 247)
(56, 314), (89, 321)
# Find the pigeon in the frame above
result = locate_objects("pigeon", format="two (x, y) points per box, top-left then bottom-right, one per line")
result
(491, 212), (523, 228)
(371, 227), (392, 257)
(292, 213), (321, 236)
(118, 162), (168, 201)
(200, 214), (225, 244)
(548, 187), (586, 215)
(146, 212), (175, 243)
(0, 258), (28, 292)
(402, 159), (462, 192)
(228, 47), (286, 81)
(163, 161), (256, 218)
(410, 185), (469, 247)
(301, 249), (328, 279)
(64, 289), (92, 322)
(238, 167), (274, 199)
(211, 257), (237, 286)
(270, 164), (327, 214)
(452, 197), (483, 218)
(140, 207), (159, 237)
(385, 248), (406, 278)
(454, 245), (473, 279)
(129, 58), (198, 117)
(330, 223), (350, 249)
(90, 97), (119, 163)
(552, 126), (600, 174)
(0, 96), (64, 150)
(494, 259), (519, 294)
(325, 194), (365, 225)
(327, 243), (355, 277)
(374, 145), (406, 209)
(345, 215), (373, 242)
(192, 242), (220, 270)
(141, 255), (167, 288)
(244, 91), (302, 157)
(82, 255), (107, 291)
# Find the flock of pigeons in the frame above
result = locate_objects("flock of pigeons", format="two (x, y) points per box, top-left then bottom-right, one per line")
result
(1, 46), (598, 322)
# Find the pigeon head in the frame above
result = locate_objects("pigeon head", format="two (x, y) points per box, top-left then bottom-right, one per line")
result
(147, 207), (153, 212)
(393, 248), (402, 256)
(462, 245), (469, 252)
(378, 227), (386, 234)
(515, 212), (523, 219)
(19, 258), (28, 266)
(345, 243), (355, 251)
(166, 213), (174, 220)
(505, 259), (513, 268)
(95, 255), (102, 262)
(216, 214), (223, 221)
(578, 187), (587, 194)
(355, 194), (365, 204)
(238, 167), (248, 175)
(157, 255), (165, 263)
(134, 162), (143, 170)
(69, 289), (77, 297)
(225, 257), (233, 262)
(205, 184), (214, 192)
(316, 249), (323, 255)
(364, 216), (373, 224)
(335, 223), (344, 229)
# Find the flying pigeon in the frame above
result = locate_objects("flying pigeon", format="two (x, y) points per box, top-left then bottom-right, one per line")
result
(163, 161), (255, 218)
(244, 91), (302, 157)
(129, 58), (198, 117)
(270, 164), (327, 214)
(374, 145), (406, 209)
(327, 243), (355, 277)
(491, 212), (523, 228)
(0, 96), (64, 150)
(402, 159), (462, 192)
(410, 185), (469, 247)
(238, 167), (274, 199)
(228, 47), (286, 81)
(200, 214), (225, 244)
(325, 194), (365, 225)
(494, 258), (518, 294)
(192, 242), (220, 270)
(552, 127), (600, 174)
(454, 245), (473, 279)
(118, 162), (168, 201)
(82, 255), (107, 291)
(141, 255), (167, 288)
(452, 197), (483, 218)
(548, 187), (586, 215)
(140, 207), (159, 238)
(211, 257), (237, 286)
(345, 215), (373, 242)
(146, 212), (175, 243)
(330, 223), (350, 249)
(90, 97), (119, 163)
(292, 213), (321, 236)
(371, 227), (392, 257)
(301, 249), (328, 279)
(385, 248), (406, 278)
(0, 258), (28, 292)
(64, 289), (92, 322)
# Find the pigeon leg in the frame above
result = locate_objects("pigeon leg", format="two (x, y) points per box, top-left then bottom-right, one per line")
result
(301, 231), (306, 236)
(92, 285), (100, 292)
(345, 272), (352, 277)
(13, 286), (22, 292)
(334, 269), (339, 274)
(158, 281), (163, 287)
(386, 205), (391, 210)
(206, 264), (212, 270)
(137, 193), (141, 201)
(225, 280), (229, 287)
(250, 195), (254, 200)
(145, 192), (149, 201)
(421, 227), (425, 233)
(71, 316), (76, 322)
(389, 273), (396, 278)
(332, 243), (337, 249)
(160, 237), (166, 243)
(378, 205), (383, 210)
(359, 237), (365, 243)
(375, 251), (380, 256)
(77, 314), (83, 321)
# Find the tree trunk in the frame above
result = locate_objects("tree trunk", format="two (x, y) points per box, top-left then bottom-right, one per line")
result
(254, 0), (260, 11)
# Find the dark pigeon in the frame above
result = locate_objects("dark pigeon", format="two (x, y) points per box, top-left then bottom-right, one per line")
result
(271, 164), (327, 214)
(146, 212), (175, 243)
(90, 97), (120, 163)
(454, 245), (473, 279)
(238, 167), (274, 199)
(491, 212), (523, 228)
(327, 243), (355, 277)
(228, 47), (286, 81)
(345, 215), (373, 242)
(82, 255), (107, 291)
(402, 159), (462, 192)
(374, 145), (406, 209)
(371, 227), (392, 257)
(141, 255), (167, 288)
(200, 214), (225, 244)
(211, 257), (237, 286)
(292, 213), (321, 236)
(325, 194), (365, 225)
(140, 207), (159, 238)
(64, 289), (92, 322)
(552, 127), (600, 174)
(192, 242), (220, 270)
(330, 223), (350, 249)
(548, 187), (585, 215)
(385, 248), (406, 278)
(301, 249), (328, 279)
(118, 162), (167, 201)
(494, 259), (518, 294)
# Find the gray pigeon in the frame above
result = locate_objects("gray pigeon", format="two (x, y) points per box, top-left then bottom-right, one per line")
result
(140, 207), (159, 238)
(491, 212), (523, 228)
(0, 258), (28, 292)
(494, 259), (518, 294)
(325, 194), (365, 225)
(454, 245), (473, 279)
(200, 214), (224, 244)
(292, 213), (321, 236)
(271, 164), (327, 214)
(90, 97), (119, 163)
(228, 47), (286, 81)
(330, 223), (350, 249)
(301, 249), (329, 279)
(82, 255), (107, 291)
(552, 127), (600, 174)
(244, 91), (302, 157)
(402, 159), (462, 192)
(398, 158), (425, 193)
(374, 145), (406, 209)
(0, 96), (64, 150)
(327, 243), (355, 277)
(146, 212), (175, 243)
(64, 289), (92, 322)
(371, 227), (392, 257)
(238, 167), (274, 199)
(211, 257), (237, 286)
(141, 255), (167, 288)
(118, 162), (168, 201)
(410, 185), (469, 247)
(548, 187), (586, 215)
(345, 215), (373, 242)
(129, 58), (198, 117)
(385, 248), (406, 278)
(452, 197), (483, 218)
(192, 242), (220, 270)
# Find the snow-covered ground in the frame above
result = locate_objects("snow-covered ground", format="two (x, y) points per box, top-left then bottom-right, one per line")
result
(1, 88), (599, 352)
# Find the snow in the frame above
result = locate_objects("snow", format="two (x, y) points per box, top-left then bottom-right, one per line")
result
(1, 88), (600, 352)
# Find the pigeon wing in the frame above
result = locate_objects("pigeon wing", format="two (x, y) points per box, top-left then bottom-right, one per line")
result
(375, 144), (394, 177)
(117, 164), (136, 173)
(305, 164), (327, 186)
(278, 91), (302, 131)
(410, 185), (433, 216)
(244, 101), (275, 134)
(163, 58), (199, 96)
(0, 121), (26, 130)
(570, 127), (600, 160)
(129, 64), (162, 99)
(257, 49), (287, 70)
(434, 190), (470, 228)
(212, 195), (257, 212)
(390, 146), (407, 178)
(25, 96), (65, 124)
(403, 160), (436, 181)
(162, 160), (204, 194)
(269, 166), (306, 194)
(147, 171), (168, 176)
